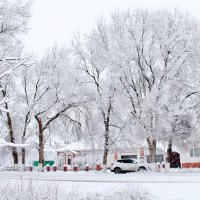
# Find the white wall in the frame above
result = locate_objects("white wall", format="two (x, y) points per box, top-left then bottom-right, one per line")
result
(180, 149), (200, 163)
(25, 150), (57, 165)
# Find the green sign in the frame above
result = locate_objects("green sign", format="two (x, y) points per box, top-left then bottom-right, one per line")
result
(32, 160), (54, 166)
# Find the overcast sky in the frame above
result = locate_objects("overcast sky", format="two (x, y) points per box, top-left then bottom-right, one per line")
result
(24, 0), (200, 56)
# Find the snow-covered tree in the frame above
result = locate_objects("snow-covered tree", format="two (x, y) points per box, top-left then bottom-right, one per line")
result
(0, 0), (31, 165)
(101, 10), (200, 162)
(72, 19), (127, 166)
(72, 10), (200, 163)
(23, 48), (86, 167)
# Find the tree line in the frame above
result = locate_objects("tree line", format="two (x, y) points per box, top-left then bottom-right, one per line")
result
(1, 1), (200, 167)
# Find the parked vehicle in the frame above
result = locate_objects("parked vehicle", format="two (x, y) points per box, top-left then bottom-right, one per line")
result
(110, 158), (151, 174)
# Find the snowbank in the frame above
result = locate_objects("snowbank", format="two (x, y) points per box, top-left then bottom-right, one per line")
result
(0, 180), (155, 200)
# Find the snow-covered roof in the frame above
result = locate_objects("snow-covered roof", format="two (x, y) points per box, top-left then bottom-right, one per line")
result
(56, 147), (78, 154)
(64, 141), (93, 151)
(0, 139), (30, 148)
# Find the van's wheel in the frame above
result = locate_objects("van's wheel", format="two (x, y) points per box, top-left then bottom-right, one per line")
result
(114, 167), (122, 174)
(138, 167), (146, 172)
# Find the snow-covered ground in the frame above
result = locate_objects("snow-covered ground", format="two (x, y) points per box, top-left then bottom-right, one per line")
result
(0, 170), (199, 199)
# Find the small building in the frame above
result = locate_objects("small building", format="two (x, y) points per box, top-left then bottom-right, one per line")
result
(24, 142), (79, 168)
(180, 146), (200, 168)
(56, 148), (78, 169)
(25, 140), (165, 168)
(107, 146), (164, 167)
(61, 141), (164, 167)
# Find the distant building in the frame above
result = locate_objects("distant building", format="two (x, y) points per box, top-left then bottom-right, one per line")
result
(24, 140), (165, 168)
(180, 145), (200, 168)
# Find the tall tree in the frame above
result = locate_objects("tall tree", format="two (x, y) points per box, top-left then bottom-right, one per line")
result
(83, 10), (200, 162)
(72, 20), (121, 166)
(0, 0), (31, 165)
(28, 48), (84, 167)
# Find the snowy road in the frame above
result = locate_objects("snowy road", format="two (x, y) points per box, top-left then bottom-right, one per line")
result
(0, 170), (200, 183)
(0, 171), (199, 200)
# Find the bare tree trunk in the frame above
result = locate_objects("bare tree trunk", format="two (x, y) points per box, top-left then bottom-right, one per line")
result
(6, 113), (18, 164)
(2, 90), (18, 165)
(8, 114), (18, 164)
(167, 139), (172, 155)
(103, 126), (109, 165)
(21, 112), (31, 165)
(102, 97), (112, 167)
(166, 138), (173, 165)
(9, 119), (18, 165)
(38, 119), (44, 165)
(35, 116), (44, 166)
(22, 148), (25, 165)
(147, 138), (156, 163)
(22, 129), (26, 165)
(11, 147), (18, 164)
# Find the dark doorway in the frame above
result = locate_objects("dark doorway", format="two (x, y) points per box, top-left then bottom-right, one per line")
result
(68, 158), (72, 165)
